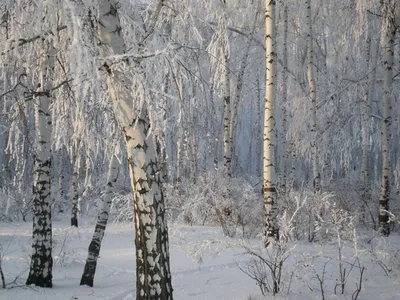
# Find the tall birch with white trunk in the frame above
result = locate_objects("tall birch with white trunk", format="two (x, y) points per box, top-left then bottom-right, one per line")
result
(229, 10), (258, 176)
(306, 0), (320, 192)
(379, 1), (396, 236)
(71, 139), (81, 227)
(361, 13), (379, 220)
(263, 0), (279, 244)
(171, 65), (184, 184)
(222, 23), (232, 177)
(26, 42), (54, 288)
(279, 0), (289, 192)
(80, 154), (119, 287)
(207, 8), (231, 176)
(97, 0), (173, 298)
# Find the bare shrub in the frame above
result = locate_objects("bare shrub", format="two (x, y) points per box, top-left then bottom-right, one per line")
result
(165, 171), (262, 238)
(238, 196), (306, 296)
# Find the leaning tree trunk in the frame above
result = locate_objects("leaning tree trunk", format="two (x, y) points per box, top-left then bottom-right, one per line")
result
(80, 155), (119, 287)
(306, 0), (320, 192)
(26, 43), (54, 288)
(263, 0), (279, 246)
(379, 8), (395, 236)
(98, 1), (173, 298)
(125, 108), (173, 299)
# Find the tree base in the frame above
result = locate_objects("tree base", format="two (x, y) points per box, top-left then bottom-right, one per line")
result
(26, 273), (52, 288)
(80, 261), (96, 287)
(71, 217), (78, 227)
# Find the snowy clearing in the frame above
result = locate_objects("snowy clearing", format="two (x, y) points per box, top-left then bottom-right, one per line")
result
(1, 219), (400, 300)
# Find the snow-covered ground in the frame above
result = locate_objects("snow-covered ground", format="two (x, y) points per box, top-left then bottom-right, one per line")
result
(0, 219), (399, 299)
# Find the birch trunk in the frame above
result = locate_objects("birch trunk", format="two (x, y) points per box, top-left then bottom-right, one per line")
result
(190, 94), (198, 183)
(263, 0), (279, 245)
(98, 1), (173, 298)
(361, 16), (379, 221)
(379, 10), (395, 236)
(229, 12), (258, 176)
(159, 70), (170, 184)
(80, 155), (119, 287)
(125, 108), (173, 299)
(223, 47), (232, 177)
(289, 140), (296, 189)
(57, 148), (66, 213)
(306, 0), (320, 192)
(256, 76), (262, 178)
(26, 43), (54, 288)
(279, 0), (289, 193)
(212, 80), (219, 171)
(175, 68), (184, 184)
(71, 140), (81, 227)
(83, 149), (92, 191)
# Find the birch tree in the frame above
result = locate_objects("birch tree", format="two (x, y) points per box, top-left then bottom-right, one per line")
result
(26, 41), (54, 288)
(229, 10), (259, 177)
(263, 0), (279, 244)
(379, 0), (396, 236)
(80, 154), (119, 287)
(222, 35), (232, 177)
(70, 139), (81, 227)
(97, 0), (173, 298)
(279, 0), (289, 192)
(306, 0), (320, 192)
(361, 12), (379, 222)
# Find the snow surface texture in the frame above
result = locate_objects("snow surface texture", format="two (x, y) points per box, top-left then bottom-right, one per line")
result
(1, 220), (400, 299)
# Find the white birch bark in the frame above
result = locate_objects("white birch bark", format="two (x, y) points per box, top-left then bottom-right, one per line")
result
(306, 0), (320, 192)
(279, 0), (289, 193)
(190, 92), (198, 183)
(57, 148), (66, 213)
(83, 149), (92, 191)
(26, 42), (54, 288)
(80, 155), (119, 286)
(158, 69), (170, 184)
(70, 140), (81, 227)
(256, 75), (262, 178)
(223, 44), (232, 177)
(263, 0), (279, 245)
(379, 6), (395, 236)
(229, 11), (258, 176)
(289, 140), (296, 189)
(98, 1), (173, 298)
(211, 79), (219, 171)
(361, 15), (379, 221)
(174, 67), (184, 184)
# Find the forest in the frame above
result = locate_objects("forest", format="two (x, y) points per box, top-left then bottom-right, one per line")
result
(0, 0), (399, 299)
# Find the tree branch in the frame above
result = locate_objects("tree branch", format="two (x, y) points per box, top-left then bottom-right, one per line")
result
(1, 25), (67, 56)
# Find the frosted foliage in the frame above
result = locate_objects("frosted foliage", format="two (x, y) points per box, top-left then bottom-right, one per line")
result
(165, 172), (263, 238)
(0, 0), (116, 184)
(206, 14), (229, 96)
